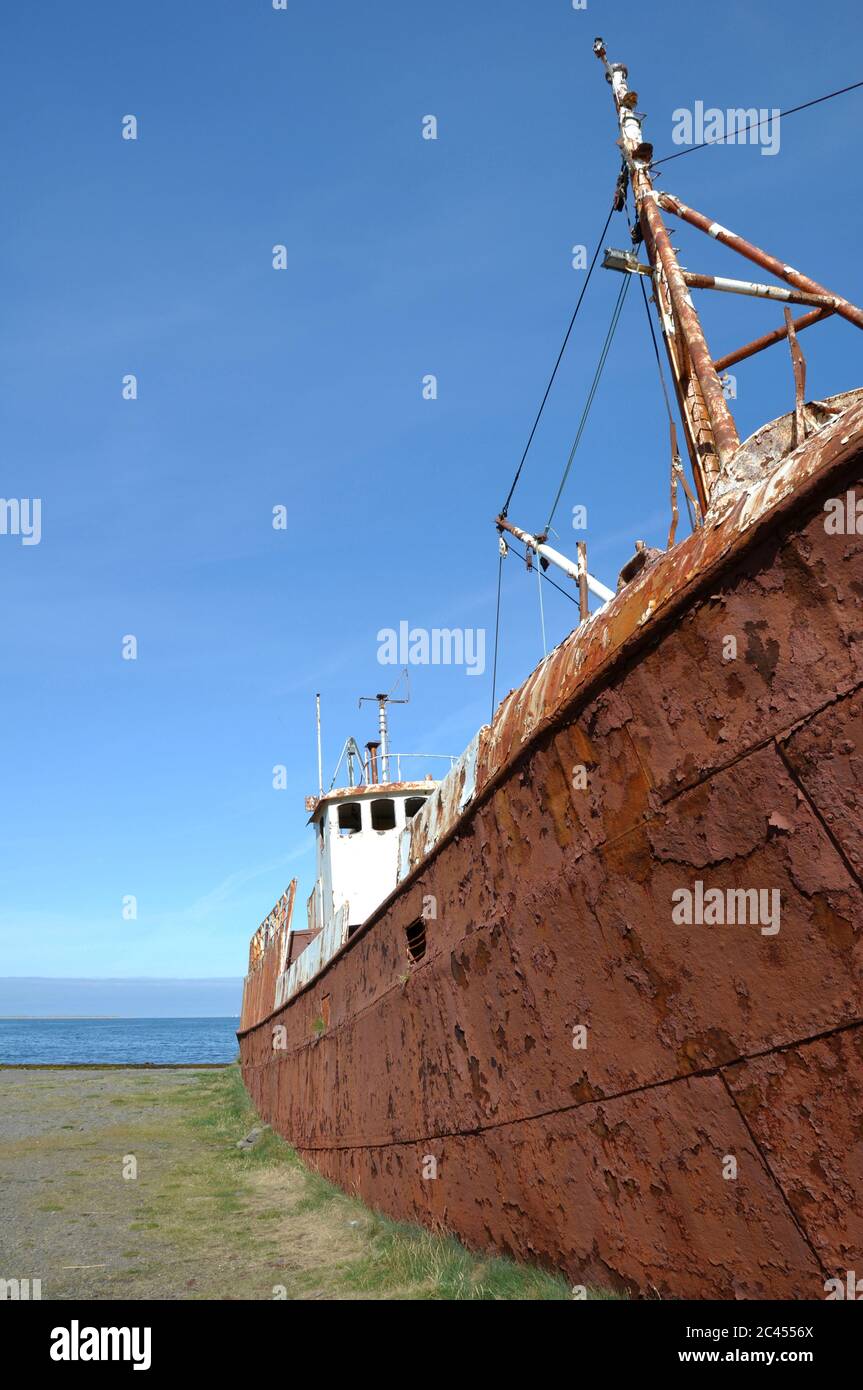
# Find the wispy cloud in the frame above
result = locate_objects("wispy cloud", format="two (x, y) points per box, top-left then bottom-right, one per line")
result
(151, 843), (313, 931)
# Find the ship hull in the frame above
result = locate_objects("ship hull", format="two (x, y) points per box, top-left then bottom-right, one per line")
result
(240, 411), (863, 1298)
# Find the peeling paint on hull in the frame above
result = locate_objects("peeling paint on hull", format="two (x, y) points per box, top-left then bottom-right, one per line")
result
(239, 412), (863, 1299)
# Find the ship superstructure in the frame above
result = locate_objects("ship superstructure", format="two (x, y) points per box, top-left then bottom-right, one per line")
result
(242, 688), (454, 1020)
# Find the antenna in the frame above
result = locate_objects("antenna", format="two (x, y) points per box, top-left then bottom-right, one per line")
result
(359, 669), (410, 783)
(315, 693), (323, 797)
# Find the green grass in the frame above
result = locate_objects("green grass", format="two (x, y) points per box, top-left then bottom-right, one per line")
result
(174, 1066), (621, 1301)
(340, 1222), (573, 1300)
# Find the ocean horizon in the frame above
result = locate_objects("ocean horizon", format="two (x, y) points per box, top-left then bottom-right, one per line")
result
(0, 1016), (241, 1066)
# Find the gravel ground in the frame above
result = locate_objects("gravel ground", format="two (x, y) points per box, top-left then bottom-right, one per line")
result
(0, 1068), (236, 1300)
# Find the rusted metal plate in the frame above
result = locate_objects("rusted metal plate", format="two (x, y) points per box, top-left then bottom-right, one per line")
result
(246, 882), (296, 972)
(286, 929), (320, 968)
(274, 903), (350, 1009)
(240, 881), (296, 1031)
(401, 729), (485, 881)
(273, 1074), (828, 1299)
(619, 528), (863, 803)
(709, 389), (862, 506)
(780, 687), (863, 875)
(725, 1028), (863, 1277)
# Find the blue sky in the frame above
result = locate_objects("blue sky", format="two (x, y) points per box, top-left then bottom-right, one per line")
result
(1, 0), (861, 994)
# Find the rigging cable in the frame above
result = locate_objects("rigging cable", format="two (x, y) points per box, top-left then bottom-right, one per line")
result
(625, 205), (697, 532)
(499, 199), (617, 519)
(490, 533), (583, 721)
(653, 78), (863, 166)
(506, 538), (583, 608)
(625, 204), (700, 525)
(493, 194), (621, 713)
(542, 271), (632, 535)
(634, 268), (697, 533)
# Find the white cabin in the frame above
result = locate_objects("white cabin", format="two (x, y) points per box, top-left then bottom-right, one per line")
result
(306, 782), (435, 937)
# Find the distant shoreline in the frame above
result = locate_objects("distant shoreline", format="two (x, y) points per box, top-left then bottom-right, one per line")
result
(0, 1062), (232, 1070)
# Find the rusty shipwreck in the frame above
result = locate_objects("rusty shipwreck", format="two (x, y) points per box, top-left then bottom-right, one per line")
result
(239, 40), (863, 1298)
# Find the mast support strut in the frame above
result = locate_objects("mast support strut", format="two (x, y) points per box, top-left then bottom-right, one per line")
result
(657, 193), (863, 333)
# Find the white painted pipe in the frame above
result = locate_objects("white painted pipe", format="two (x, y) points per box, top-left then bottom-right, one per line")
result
(501, 519), (615, 607)
(586, 572), (616, 603)
(535, 540), (581, 582)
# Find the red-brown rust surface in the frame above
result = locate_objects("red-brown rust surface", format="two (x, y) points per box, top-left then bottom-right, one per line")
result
(291, 1073), (827, 1299)
(241, 881), (297, 1031)
(725, 1027), (863, 1279)
(781, 686), (863, 873)
(240, 438), (863, 1298)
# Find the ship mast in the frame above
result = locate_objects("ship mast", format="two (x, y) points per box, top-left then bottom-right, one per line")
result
(594, 38), (739, 512)
(490, 37), (863, 647)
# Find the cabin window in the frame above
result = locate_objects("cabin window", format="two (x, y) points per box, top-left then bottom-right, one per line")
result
(405, 918), (427, 963)
(337, 802), (362, 835)
(405, 796), (427, 819)
(371, 798), (396, 831)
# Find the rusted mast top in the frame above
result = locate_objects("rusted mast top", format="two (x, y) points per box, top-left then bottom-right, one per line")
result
(594, 38), (739, 512)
